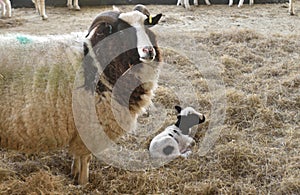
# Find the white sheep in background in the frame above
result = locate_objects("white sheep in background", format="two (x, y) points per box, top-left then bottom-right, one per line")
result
(0, 5), (162, 185)
(32, 0), (80, 20)
(177, 0), (211, 10)
(289, 0), (295, 15)
(229, 0), (254, 7)
(149, 106), (206, 159)
(0, 0), (11, 18)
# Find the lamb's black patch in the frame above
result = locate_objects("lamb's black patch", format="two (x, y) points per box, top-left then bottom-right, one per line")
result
(175, 114), (205, 135)
(163, 145), (175, 156)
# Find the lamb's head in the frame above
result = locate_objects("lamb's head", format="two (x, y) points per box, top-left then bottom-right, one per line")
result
(174, 106), (206, 135)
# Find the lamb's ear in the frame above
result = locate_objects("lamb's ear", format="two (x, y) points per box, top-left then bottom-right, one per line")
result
(144, 13), (162, 27)
(175, 105), (182, 113)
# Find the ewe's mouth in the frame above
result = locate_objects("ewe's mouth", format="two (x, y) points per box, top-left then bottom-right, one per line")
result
(140, 57), (155, 62)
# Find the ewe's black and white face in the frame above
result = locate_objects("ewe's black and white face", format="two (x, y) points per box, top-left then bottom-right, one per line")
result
(118, 11), (156, 62)
(85, 10), (162, 65)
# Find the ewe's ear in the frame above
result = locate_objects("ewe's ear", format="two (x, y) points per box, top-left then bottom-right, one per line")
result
(144, 13), (162, 27)
(175, 105), (182, 113)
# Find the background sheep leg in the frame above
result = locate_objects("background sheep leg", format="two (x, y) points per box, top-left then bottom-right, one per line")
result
(73, 0), (80, 10)
(289, 0), (295, 15)
(67, 0), (80, 10)
(0, 0), (7, 17)
(238, 0), (245, 7)
(1, 0), (11, 17)
(32, 0), (47, 20)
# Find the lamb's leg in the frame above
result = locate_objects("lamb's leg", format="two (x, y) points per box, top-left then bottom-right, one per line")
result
(180, 149), (192, 158)
(176, 0), (181, 6)
(194, 0), (199, 6)
(4, 0), (11, 17)
(229, 0), (234, 7)
(73, 0), (80, 10)
(78, 154), (92, 185)
(238, 0), (245, 8)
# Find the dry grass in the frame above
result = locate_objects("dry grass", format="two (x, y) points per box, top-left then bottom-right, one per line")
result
(1, 5), (300, 194)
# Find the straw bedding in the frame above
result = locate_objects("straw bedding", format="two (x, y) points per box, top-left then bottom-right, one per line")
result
(0, 5), (299, 194)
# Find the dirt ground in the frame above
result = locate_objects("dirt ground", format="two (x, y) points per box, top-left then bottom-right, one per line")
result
(0, 4), (300, 194)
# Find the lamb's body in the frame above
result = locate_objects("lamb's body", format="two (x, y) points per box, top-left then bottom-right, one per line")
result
(149, 125), (195, 159)
(0, 6), (162, 185)
(149, 106), (205, 159)
(0, 0), (11, 18)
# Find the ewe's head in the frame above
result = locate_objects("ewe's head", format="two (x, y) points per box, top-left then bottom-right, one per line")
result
(85, 6), (162, 64)
(133, 4), (162, 27)
(174, 106), (206, 135)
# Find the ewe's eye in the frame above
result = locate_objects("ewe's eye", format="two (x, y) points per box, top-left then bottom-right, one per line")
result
(173, 130), (180, 135)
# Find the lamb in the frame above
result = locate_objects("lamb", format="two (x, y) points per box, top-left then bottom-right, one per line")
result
(289, 0), (295, 15)
(0, 5), (162, 185)
(0, 0), (11, 18)
(177, 0), (211, 10)
(32, 0), (80, 20)
(149, 106), (206, 159)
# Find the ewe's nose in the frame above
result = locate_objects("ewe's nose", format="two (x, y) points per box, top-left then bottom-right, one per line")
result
(141, 46), (155, 60)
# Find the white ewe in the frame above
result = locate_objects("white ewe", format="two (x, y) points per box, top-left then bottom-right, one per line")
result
(0, 5), (162, 185)
(149, 106), (205, 159)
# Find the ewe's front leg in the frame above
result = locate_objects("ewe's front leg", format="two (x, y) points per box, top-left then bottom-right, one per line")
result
(71, 154), (92, 185)
(78, 154), (92, 185)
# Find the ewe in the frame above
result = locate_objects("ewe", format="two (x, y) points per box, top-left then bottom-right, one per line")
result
(0, 5), (162, 185)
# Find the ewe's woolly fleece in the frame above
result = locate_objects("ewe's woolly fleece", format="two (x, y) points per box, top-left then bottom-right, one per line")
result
(0, 33), (85, 153)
